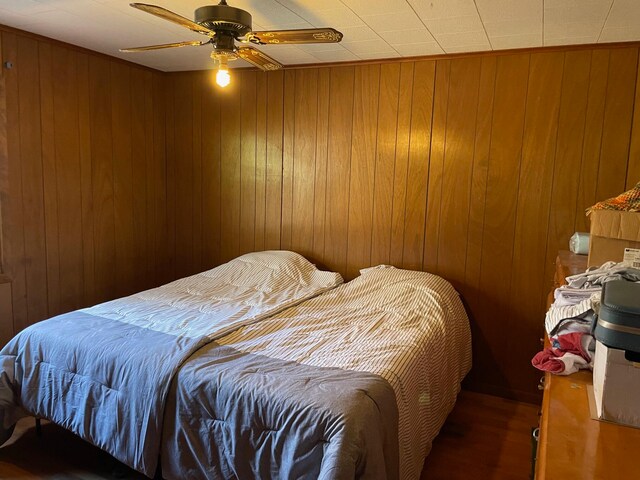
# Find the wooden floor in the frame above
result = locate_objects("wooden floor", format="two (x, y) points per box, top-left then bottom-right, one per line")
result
(0, 391), (539, 479)
(420, 391), (539, 479)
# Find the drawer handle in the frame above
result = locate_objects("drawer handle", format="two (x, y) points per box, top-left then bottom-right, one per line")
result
(537, 376), (545, 390)
(532, 427), (540, 440)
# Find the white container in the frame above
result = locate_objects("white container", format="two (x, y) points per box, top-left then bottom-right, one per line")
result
(593, 340), (640, 428)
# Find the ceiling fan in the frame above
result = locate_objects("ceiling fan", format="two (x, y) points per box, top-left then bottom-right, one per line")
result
(120, 1), (344, 87)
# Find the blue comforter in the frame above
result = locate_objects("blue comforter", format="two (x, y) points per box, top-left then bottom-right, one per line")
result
(0, 311), (208, 476)
(0, 251), (343, 477)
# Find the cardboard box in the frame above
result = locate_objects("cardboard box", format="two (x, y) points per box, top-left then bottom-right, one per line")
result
(588, 210), (640, 267)
(593, 340), (640, 428)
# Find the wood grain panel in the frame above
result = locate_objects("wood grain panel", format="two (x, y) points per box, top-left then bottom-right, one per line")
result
(346, 64), (380, 279)
(152, 75), (169, 283)
(1, 31), (27, 333)
(264, 71), (284, 251)
(111, 61), (136, 298)
(202, 71), (221, 269)
(595, 47), (638, 200)
(436, 57), (482, 290)
(312, 69), (330, 263)
(403, 60), (434, 271)
(52, 45), (83, 312)
(0, 33), (5, 272)
(77, 53), (95, 306)
(628, 48), (640, 189)
(239, 71), (257, 255)
(574, 49), (610, 233)
(464, 56), (496, 298)
(39, 42), (62, 317)
(424, 59), (449, 274)
(191, 73), (203, 273)
(462, 56), (496, 391)
(290, 69), (318, 258)
(4, 28), (640, 402)
(131, 68), (149, 289)
(280, 70), (295, 252)
(164, 74), (176, 282)
(544, 51), (591, 291)
(173, 73), (194, 278)
(370, 63), (400, 267)
(0, 29), (168, 340)
(324, 66), (355, 275)
(389, 62), (414, 267)
(17, 36), (48, 324)
(0, 34), (12, 346)
(475, 53), (530, 395)
(88, 55), (116, 304)
(508, 51), (564, 395)
(166, 44), (640, 400)
(219, 78), (241, 263)
(254, 72), (267, 252)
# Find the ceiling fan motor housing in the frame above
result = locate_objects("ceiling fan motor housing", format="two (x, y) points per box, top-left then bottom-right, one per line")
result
(194, 5), (252, 36)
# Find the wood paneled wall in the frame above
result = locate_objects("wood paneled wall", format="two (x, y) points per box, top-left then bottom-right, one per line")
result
(167, 45), (640, 401)
(0, 29), (170, 347)
(2, 24), (640, 401)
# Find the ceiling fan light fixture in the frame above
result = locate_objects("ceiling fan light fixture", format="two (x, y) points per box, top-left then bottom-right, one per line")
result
(123, 2), (342, 75)
(214, 56), (231, 88)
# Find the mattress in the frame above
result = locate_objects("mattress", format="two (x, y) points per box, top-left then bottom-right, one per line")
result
(161, 267), (472, 479)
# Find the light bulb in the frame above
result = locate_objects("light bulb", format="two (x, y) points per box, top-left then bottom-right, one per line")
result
(216, 67), (230, 88)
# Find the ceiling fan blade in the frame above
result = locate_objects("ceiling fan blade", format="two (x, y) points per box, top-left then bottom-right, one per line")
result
(245, 28), (343, 45)
(129, 3), (215, 37)
(120, 40), (209, 52)
(236, 47), (283, 71)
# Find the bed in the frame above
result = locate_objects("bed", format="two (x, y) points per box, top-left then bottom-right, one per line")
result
(0, 251), (343, 477)
(160, 266), (472, 480)
(0, 254), (471, 480)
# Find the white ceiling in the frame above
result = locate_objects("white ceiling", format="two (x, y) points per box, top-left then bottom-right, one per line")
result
(0, 0), (638, 71)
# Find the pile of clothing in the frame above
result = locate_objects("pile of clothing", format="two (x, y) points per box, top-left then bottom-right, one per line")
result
(532, 262), (640, 375)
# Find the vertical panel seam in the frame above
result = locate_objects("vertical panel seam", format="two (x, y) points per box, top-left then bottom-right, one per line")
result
(593, 51), (612, 201)
(463, 59), (483, 286)
(623, 48), (640, 188)
(311, 69), (319, 255)
(109, 61), (117, 292)
(27, 40), (45, 321)
(344, 67), (356, 272)
(505, 54), (532, 318)
(402, 63), (417, 267)
(387, 64), (402, 263)
(572, 51), (594, 232)
(434, 61), (450, 274)
(17, 38), (29, 323)
(76, 52), (88, 305)
(368, 64), (381, 266)
(477, 57), (499, 290)
(253, 73), (258, 252)
(322, 69), (332, 262)
(540, 53), (566, 310)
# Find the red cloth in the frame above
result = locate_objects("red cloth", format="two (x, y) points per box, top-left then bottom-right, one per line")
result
(554, 332), (589, 359)
(532, 349), (565, 373)
(531, 332), (592, 374)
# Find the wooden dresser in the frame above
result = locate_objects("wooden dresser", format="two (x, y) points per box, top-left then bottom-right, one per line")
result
(535, 251), (640, 479)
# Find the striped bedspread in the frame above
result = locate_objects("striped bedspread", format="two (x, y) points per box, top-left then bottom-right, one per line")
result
(162, 267), (472, 479)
